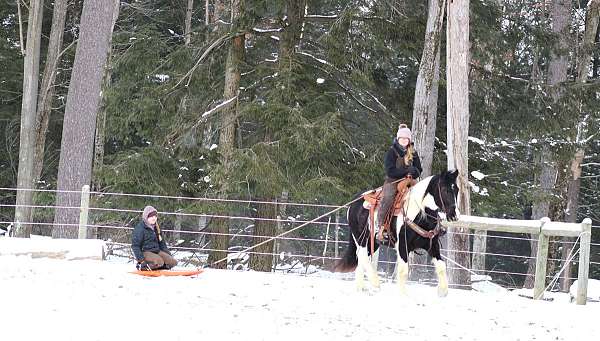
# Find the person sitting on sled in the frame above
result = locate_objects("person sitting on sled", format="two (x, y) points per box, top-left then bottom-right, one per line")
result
(377, 123), (422, 241)
(131, 206), (178, 271)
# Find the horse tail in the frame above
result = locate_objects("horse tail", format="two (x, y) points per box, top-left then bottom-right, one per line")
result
(333, 196), (366, 273)
(334, 236), (358, 273)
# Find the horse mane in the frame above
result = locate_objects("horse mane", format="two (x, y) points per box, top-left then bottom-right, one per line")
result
(404, 175), (435, 220)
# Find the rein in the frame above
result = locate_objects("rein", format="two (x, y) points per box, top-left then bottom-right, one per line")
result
(401, 179), (449, 252)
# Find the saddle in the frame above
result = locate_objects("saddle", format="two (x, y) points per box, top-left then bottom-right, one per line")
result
(363, 178), (417, 246)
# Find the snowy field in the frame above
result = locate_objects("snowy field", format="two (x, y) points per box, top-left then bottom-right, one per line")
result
(1, 242), (600, 341)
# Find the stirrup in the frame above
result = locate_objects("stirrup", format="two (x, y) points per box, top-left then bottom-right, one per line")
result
(377, 229), (390, 243)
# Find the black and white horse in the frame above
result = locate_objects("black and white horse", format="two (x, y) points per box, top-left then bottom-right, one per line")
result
(335, 170), (460, 296)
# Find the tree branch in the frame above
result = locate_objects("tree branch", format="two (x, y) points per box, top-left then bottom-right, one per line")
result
(172, 33), (233, 89)
(304, 14), (395, 25)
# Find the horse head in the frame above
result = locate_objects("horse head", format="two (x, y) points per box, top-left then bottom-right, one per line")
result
(432, 170), (460, 222)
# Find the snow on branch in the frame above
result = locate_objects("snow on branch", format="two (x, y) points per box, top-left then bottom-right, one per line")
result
(304, 14), (338, 20)
(297, 51), (331, 66)
(252, 27), (282, 33)
(201, 96), (238, 119)
(366, 91), (388, 112)
(304, 14), (394, 25)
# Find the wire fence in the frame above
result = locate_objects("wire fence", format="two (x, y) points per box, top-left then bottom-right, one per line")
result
(1, 186), (599, 292)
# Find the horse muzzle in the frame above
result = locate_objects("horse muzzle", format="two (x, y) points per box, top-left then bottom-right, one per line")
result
(446, 207), (459, 222)
(438, 224), (448, 236)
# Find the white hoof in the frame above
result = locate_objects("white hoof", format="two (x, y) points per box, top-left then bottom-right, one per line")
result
(437, 284), (448, 297)
(369, 273), (381, 289)
(396, 267), (408, 295)
(357, 283), (367, 292)
(433, 259), (448, 298)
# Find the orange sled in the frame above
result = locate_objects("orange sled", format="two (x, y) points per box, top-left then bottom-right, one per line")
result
(130, 269), (204, 277)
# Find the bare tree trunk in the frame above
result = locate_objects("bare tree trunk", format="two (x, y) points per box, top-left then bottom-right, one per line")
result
(92, 87), (108, 190)
(213, 0), (227, 31)
(446, 0), (471, 287)
(523, 33), (543, 290)
(547, 0), (571, 290)
(560, 0), (599, 292)
(249, 201), (277, 272)
(412, 0), (445, 178)
(32, 0), (68, 191)
(205, 0), (210, 25)
(594, 19), (600, 78)
(524, 148), (558, 288)
(547, 0), (571, 103)
(92, 5), (119, 192)
(200, 0), (226, 148)
(280, 0), (304, 64)
(197, 216), (208, 246)
(246, 1), (303, 273)
(409, 0), (445, 282)
(185, 0), (194, 45)
(576, 1), (600, 84)
(15, 0), (44, 238)
(53, 0), (119, 238)
(524, 0), (572, 290)
(207, 0), (244, 268)
(174, 205), (182, 244)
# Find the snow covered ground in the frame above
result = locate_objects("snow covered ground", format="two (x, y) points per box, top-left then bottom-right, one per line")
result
(1, 242), (599, 341)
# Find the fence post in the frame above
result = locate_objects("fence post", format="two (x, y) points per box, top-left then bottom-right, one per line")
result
(533, 217), (550, 300)
(334, 211), (340, 259)
(576, 218), (592, 305)
(78, 185), (90, 239)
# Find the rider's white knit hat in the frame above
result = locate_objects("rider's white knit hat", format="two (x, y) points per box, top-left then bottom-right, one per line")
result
(396, 124), (412, 140)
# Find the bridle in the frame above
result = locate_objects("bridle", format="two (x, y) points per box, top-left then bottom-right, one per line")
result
(402, 178), (454, 252)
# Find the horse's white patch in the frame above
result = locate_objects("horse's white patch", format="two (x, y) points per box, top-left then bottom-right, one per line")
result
(403, 176), (433, 220)
(433, 259), (448, 297)
(356, 246), (380, 289)
(422, 193), (439, 211)
(394, 212), (404, 235)
(395, 241), (409, 294)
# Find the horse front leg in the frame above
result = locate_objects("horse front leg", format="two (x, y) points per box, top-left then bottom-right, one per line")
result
(395, 240), (409, 295)
(370, 247), (380, 271)
(430, 240), (448, 297)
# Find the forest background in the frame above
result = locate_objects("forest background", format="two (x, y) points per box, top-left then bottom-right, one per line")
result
(1, 0), (599, 290)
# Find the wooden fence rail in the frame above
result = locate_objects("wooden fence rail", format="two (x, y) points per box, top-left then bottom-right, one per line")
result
(444, 215), (592, 305)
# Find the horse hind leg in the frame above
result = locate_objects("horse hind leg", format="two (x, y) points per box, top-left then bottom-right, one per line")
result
(432, 258), (448, 297)
(355, 251), (366, 291)
(356, 246), (380, 291)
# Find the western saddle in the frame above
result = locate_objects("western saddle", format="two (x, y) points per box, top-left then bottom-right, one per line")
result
(363, 177), (417, 246)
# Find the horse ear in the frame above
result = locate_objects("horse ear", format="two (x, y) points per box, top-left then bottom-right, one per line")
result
(447, 169), (459, 181)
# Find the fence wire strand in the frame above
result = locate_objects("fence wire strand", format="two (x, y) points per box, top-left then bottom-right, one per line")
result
(1, 186), (597, 292)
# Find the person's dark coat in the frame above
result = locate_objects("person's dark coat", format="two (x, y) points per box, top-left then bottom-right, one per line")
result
(131, 206), (170, 261)
(131, 221), (170, 261)
(384, 140), (423, 180)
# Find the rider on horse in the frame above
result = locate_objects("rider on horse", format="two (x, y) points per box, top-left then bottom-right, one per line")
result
(377, 124), (422, 241)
